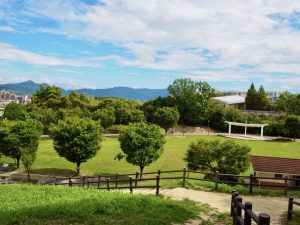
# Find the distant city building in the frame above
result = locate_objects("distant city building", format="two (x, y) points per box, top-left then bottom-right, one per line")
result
(222, 90), (283, 102)
(0, 90), (30, 106)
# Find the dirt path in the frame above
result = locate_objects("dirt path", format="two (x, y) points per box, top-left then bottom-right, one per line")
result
(131, 188), (288, 225)
(162, 188), (287, 225)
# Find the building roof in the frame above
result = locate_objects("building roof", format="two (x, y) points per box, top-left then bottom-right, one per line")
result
(225, 121), (268, 127)
(212, 95), (245, 105)
(251, 156), (300, 175)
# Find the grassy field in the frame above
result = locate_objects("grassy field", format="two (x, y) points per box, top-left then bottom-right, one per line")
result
(1, 135), (300, 176)
(0, 184), (201, 225)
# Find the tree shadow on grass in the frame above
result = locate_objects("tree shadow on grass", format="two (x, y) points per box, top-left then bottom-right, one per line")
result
(30, 168), (76, 176)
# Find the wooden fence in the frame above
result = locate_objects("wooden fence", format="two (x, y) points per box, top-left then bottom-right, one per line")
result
(53, 168), (300, 196)
(231, 191), (270, 225)
(287, 197), (300, 221)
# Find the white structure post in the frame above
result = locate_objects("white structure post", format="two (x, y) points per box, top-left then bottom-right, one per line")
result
(260, 126), (264, 138)
(244, 126), (247, 136)
(228, 123), (231, 136)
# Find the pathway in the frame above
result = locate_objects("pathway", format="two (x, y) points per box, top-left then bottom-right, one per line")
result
(132, 188), (289, 225)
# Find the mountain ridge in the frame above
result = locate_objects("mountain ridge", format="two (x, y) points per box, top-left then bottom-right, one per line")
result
(0, 80), (168, 101)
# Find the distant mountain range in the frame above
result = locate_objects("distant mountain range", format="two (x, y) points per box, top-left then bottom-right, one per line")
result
(0, 80), (169, 101)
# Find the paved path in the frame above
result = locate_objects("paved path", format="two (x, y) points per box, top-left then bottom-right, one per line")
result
(132, 188), (289, 225)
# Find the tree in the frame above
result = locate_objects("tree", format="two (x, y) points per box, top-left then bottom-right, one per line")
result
(257, 85), (270, 110)
(284, 115), (300, 141)
(184, 140), (251, 177)
(117, 122), (166, 175)
(3, 102), (27, 120)
(152, 107), (180, 134)
(115, 107), (145, 125)
(92, 108), (115, 129)
(245, 83), (258, 110)
(31, 86), (63, 109)
(21, 147), (37, 181)
(167, 78), (215, 125)
(50, 116), (103, 175)
(275, 92), (300, 115)
(0, 119), (42, 168)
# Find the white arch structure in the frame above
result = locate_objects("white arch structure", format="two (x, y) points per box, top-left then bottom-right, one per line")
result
(225, 121), (268, 138)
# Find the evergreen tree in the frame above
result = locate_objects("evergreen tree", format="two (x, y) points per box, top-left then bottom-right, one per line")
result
(245, 83), (258, 110)
(257, 85), (270, 110)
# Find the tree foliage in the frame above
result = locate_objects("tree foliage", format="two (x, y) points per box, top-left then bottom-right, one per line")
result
(0, 119), (42, 168)
(245, 83), (270, 110)
(3, 102), (27, 120)
(118, 122), (166, 175)
(275, 92), (300, 115)
(184, 140), (251, 177)
(50, 116), (103, 175)
(167, 78), (215, 125)
(152, 107), (180, 134)
(284, 115), (300, 141)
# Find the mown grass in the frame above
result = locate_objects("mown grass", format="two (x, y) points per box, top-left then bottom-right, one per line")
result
(0, 184), (201, 225)
(1, 135), (298, 176)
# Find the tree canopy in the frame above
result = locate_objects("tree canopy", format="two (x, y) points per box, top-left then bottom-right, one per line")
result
(152, 107), (180, 134)
(118, 122), (166, 175)
(50, 116), (103, 175)
(3, 102), (27, 121)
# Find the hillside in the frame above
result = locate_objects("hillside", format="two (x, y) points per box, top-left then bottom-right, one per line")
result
(0, 185), (199, 225)
(0, 80), (168, 101)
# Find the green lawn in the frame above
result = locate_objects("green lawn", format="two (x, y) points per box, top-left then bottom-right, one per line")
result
(1, 135), (300, 176)
(0, 184), (201, 225)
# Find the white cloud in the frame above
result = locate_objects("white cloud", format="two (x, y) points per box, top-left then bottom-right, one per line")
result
(1, 0), (300, 86)
(0, 43), (103, 68)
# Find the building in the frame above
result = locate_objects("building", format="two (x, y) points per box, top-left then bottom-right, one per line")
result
(0, 90), (30, 106)
(212, 95), (245, 109)
(222, 90), (283, 103)
(251, 156), (300, 189)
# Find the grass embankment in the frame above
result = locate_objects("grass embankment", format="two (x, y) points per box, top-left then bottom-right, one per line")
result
(1, 135), (298, 176)
(0, 184), (201, 225)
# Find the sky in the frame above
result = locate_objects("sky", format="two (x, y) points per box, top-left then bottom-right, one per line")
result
(0, 0), (300, 92)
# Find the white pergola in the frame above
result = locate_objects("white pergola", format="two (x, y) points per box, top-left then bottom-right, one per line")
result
(225, 121), (268, 138)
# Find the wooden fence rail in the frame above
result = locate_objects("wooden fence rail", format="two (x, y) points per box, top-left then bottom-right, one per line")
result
(231, 191), (270, 225)
(53, 168), (300, 196)
(287, 197), (300, 221)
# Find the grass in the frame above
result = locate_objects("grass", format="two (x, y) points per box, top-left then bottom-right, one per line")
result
(0, 184), (202, 225)
(1, 135), (299, 176)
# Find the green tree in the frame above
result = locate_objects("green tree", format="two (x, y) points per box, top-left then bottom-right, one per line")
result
(168, 78), (215, 125)
(257, 85), (270, 110)
(0, 119), (42, 168)
(284, 115), (300, 141)
(92, 108), (116, 129)
(152, 107), (180, 134)
(3, 102), (27, 120)
(184, 140), (250, 176)
(21, 147), (37, 181)
(50, 116), (103, 175)
(275, 92), (300, 115)
(245, 83), (258, 110)
(31, 86), (62, 109)
(117, 122), (166, 175)
(115, 107), (145, 125)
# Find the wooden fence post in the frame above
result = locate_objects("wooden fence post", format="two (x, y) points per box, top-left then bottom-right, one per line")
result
(287, 197), (294, 221)
(215, 171), (219, 190)
(182, 168), (186, 187)
(115, 173), (119, 188)
(82, 176), (85, 187)
(284, 176), (288, 196)
(129, 177), (133, 194)
(156, 175), (160, 196)
(236, 196), (242, 221)
(258, 213), (270, 225)
(98, 175), (101, 189)
(244, 202), (252, 225)
(231, 191), (238, 216)
(106, 178), (110, 191)
(157, 169), (161, 176)
(68, 177), (72, 187)
(87, 179), (90, 189)
(249, 174), (253, 194)
(135, 172), (139, 187)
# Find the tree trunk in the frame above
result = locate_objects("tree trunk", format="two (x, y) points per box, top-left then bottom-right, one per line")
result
(76, 162), (81, 176)
(27, 170), (30, 181)
(16, 156), (20, 168)
(139, 166), (144, 179)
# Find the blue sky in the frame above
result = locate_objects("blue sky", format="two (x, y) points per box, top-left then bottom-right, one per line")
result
(0, 0), (300, 92)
